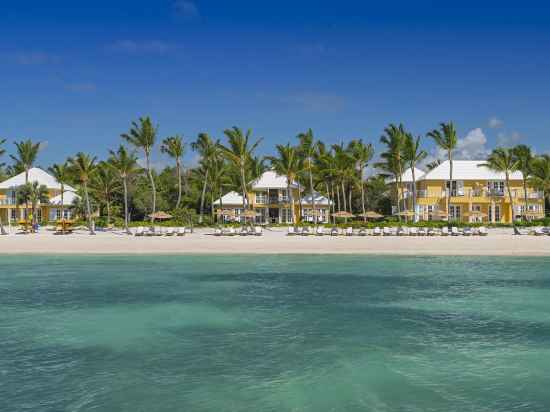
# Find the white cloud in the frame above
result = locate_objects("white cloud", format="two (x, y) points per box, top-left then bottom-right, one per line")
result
(488, 116), (503, 129)
(496, 131), (522, 147)
(173, 0), (200, 18)
(107, 40), (174, 55)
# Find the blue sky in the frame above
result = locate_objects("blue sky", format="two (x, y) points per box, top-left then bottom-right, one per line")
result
(1, 0), (550, 168)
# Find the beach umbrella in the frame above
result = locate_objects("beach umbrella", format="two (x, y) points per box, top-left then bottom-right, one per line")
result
(397, 210), (415, 217)
(148, 211), (173, 220)
(331, 211), (355, 218)
(216, 209), (235, 216)
(242, 209), (260, 218)
(358, 211), (384, 219)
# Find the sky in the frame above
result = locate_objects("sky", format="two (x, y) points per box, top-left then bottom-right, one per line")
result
(1, 0), (550, 169)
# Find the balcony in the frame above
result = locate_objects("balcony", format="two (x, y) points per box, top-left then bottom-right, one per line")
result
(415, 189), (544, 201)
(0, 199), (17, 206)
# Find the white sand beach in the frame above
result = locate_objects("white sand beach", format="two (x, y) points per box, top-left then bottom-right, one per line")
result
(0, 227), (549, 256)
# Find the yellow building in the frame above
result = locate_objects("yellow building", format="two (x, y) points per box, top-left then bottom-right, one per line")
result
(213, 170), (331, 224)
(394, 161), (545, 223)
(0, 168), (79, 225)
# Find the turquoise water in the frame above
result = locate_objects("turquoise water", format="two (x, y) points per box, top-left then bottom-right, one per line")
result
(1, 255), (550, 411)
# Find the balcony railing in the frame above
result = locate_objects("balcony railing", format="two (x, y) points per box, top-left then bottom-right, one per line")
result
(415, 189), (544, 200)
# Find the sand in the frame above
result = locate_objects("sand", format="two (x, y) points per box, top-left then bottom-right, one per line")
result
(0, 227), (549, 256)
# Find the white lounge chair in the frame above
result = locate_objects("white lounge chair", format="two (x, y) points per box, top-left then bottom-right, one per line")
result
(239, 226), (249, 236)
(330, 227), (339, 236)
(409, 227), (418, 236)
(463, 227), (473, 236)
(214, 228), (223, 236)
(287, 226), (296, 236)
(345, 227), (353, 236)
(165, 227), (175, 236)
(397, 227), (408, 236)
(451, 227), (460, 236)
(383, 227), (392, 236)
(176, 227), (185, 236)
(533, 227), (545, 236)
(441, 227), (449, 236)
(302, 227), (312, 236)
(477, 227), (488, 236)
(373, 227), (382, 236)
(358, 228), (367, 236)
(418, 228), (427, 236)
(316, 226), (325, 236)
(254, 226), (263, 236)
(134, 227), (144, 237)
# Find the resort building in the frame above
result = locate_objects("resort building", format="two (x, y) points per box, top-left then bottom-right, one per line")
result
(213, 170), (331, 224)
(392, 160), (545, 223)
(0, 168), (80, 224)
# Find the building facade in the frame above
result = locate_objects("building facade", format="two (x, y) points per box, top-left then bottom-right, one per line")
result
(213, 170), (331, 224)
(0, 168), (79, 224)
(393, 161), (545, 223)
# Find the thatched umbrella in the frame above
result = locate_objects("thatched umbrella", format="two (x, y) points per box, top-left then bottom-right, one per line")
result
(148, 211), (173, 220)
(331, 211), (355, 218)
(397, 210), (415, 217)
(358, 211), (384, 219)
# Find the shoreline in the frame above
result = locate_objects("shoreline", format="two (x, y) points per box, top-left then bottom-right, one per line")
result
(1, 228), (549, 256)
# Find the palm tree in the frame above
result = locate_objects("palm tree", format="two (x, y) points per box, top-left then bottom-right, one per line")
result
(297, 129), (318, 225)
(529, 154), (550, 213)
(91, 162), (120, 226)
(402, 134), (427, 221)
(16, 182), (49, 232)
(427, 122), (458, 220)
(219, 127), (263, 213)
(121, 117), (157, 223)
(11, 139), (41, 223)
(349, 139), (374, 221)
(48, 162), (71, 233)
(377, 124), (406, 221)
(68, 152), (97, 235)
(192, 133), (216, 223)
(268, 143), (300, 224)
(511, 145), (533, 221)
(480, 148), (520, 232)
(108, 145), (140, 234)
(161, 135), (185, 209)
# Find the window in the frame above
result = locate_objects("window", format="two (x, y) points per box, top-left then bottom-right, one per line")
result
(427, 205), (434, 221)
(10, 209), (17, 221)
(489, 205), (501, 222)
(280, 190), (289, 202)
(488, 181), (505, 196)
(255, 192), (267, 204)
(281, 208), (292, 224)
(446, 181), (464, 196)
(56, 209), (62, 220)
(449, 205), (461, 221)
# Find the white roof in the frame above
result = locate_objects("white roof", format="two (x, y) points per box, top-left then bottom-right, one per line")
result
(0, 167), (75, 191)
(49, 191), (81, 206)
(387, 167), (425, 184)
(301, 192), (332, 206)
(213, 191), (246, 206)
(250, 170), (298, 190)
(420, 160), (524, 181)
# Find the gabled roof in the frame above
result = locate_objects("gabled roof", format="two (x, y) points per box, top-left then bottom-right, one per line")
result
(49, 191), (81, 206)
(386, 167), (426, 184)
(419, 160), (524, 181)
(0, 168), (75, 191)
(250, 170), (298, 190)
(212, 191), (246, 206)
(301, 192), (332, 206)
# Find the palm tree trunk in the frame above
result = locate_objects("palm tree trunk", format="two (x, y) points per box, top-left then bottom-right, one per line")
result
(394, 174), (401, 223)
(176, 159), (182, 209)
(523, 179), (528, 221)
(447, 152), (453, 222)
(60, 187), (65, 235)
(84, 183), (95, 235)
(146, 154), (156, 224)
(309, 167), (316, 227)
(199, 169), (209, 224)
(336, 183), (341, 213)
(123, 177), (130, 234)
(506, 173), (518, 233)
(360, 172), (366, 222)
(348, 186), (352, 214)
(240, 165), (248, 226)
(106, 199), (111, 225)
(411, 166), (417, 222)
(288, 182), (295, 224)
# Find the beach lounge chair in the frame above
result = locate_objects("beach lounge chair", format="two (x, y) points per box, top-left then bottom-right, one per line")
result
(165, 227), (175, 236)
(345, 227), (353, 236)
(229, 227), (237, 236)
(302, 227), (312, 236)
(294, 227), (303, 236)
(358, 228), (367, 236)
(478, 226), (488, 236)
(330, 227), (339, 236)
(418, 227), (427, 236)
(397, 227), (407, 236)
(239, 226), (249, 236)
(316, 226), (325, 236)
(254, 226), (263, 236)
(427, 228), (435, 236)
(533, 227), (545, 236)
(463, 227), (473, 236)
(176, 227), (186, 236)
(451, 227), (460, 236)
(373, 227), (382, 236)
(214, 228), (222, 236)
(409, 227), (418, 236)
(287, 226), (296, 236)
(441, 227), (449, 236)
(382, 227), (392, 236)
